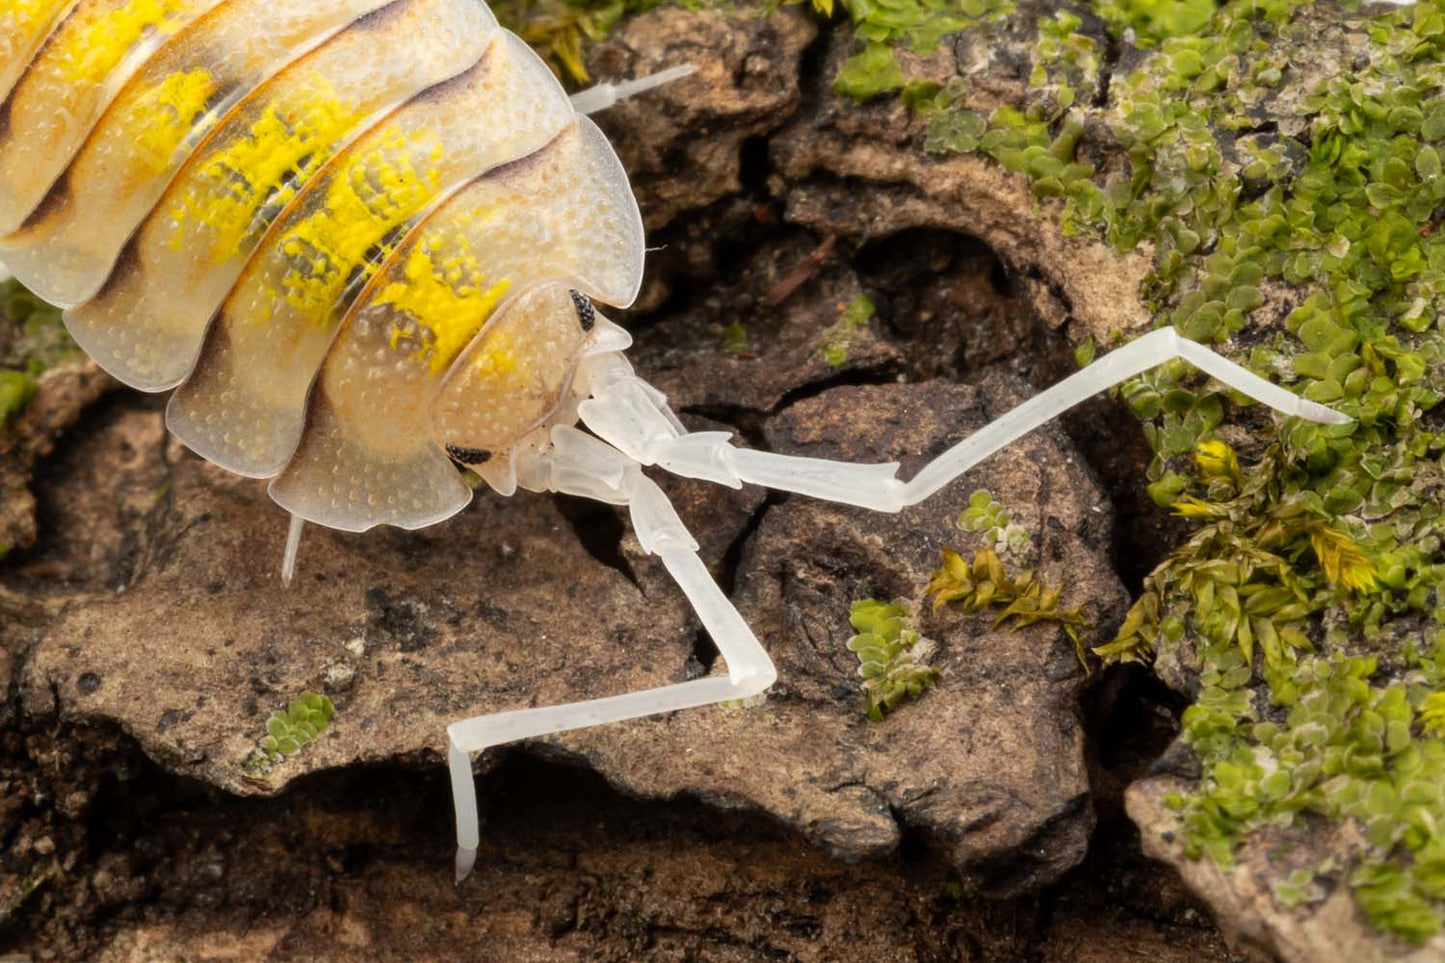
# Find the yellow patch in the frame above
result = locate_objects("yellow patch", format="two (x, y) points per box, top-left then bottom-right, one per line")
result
(124, 69), (217, 174)
(54, 0), (191, 85)
(376, 235), (511, 375)
(275, 127), (446, 321)
(472, 330), (518, 379)
(168, 73), (360, 264)
(2, 0), (71, 39)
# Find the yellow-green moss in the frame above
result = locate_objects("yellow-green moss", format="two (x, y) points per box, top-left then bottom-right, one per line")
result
(846, 598), (940, 719)
(0, 279), (79, 426)
(901, 0), (1445, 943)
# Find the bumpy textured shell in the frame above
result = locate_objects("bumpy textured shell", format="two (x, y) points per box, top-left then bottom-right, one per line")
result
(0, 0), (645, 532)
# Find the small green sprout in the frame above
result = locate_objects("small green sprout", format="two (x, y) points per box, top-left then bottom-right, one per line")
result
(1308, 526), (1380, 594)
(721, 320), (749, 354)
(260, 691), (336, 761)
(0, 371), (37, 428)
(834, 43), (904, 103)
(819, 294), (875, 367)
(846, 599), (940, 721)
(958, 489), (1031, 558)
(1274, 867), (1320, 909)
(1, 278), (80, 427)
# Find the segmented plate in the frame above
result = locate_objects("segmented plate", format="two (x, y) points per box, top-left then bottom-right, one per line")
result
(0, 0), (646, 532)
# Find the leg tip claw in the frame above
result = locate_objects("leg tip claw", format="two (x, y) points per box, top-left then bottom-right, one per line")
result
(1299, 400), (1354, 425)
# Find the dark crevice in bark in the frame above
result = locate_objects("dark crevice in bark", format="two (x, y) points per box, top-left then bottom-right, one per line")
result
(769, 365), (906, 417)
(791, 18), (840, 120)
(1095, 25), (1120, 109)
(677, 402), (772, 448)
(693, 493), (779, 672)
(552, 493), (639, 590)
(7, 716), (1208, 960)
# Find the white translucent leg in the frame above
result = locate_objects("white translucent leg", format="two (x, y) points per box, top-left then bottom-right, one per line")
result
(570, 64), (696, 115)
(447, 431), (776, 882)
(901, 330), (1350, 505)
(281, 514), (305, 588)
(577, 328), (1351, 513)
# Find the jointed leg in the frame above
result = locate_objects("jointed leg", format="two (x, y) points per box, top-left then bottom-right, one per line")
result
(448, 428), (776, 881)
(444, 327), (1344, 879)
(577, 328), (1351, 512)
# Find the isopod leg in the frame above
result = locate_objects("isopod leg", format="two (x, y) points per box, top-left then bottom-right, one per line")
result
(578, 328), (1352, 512)
(281, 514), (307, 588)
(447, 430), (776, 882)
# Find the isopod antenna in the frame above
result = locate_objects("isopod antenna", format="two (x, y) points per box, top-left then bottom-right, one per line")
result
(576, 327), (1352, 512)
(569, 64), (698, 115)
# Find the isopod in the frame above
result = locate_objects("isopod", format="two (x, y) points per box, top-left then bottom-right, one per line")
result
(0, 0), (1350, 882)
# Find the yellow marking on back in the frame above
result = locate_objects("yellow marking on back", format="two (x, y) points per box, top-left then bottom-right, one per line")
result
(168, 73), (360, 264)
(472, 330), (518, 379)
(274, 127), (447, 321)
(125, 68), (216, 173)
(3, 0), (70, 36)
(54, 0), (190, 85)
(377, 235), (511, 375)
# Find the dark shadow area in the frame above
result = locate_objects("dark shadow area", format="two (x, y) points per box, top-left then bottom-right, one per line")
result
(0, 715), (1229, 962)
(553, 492), (639, 589)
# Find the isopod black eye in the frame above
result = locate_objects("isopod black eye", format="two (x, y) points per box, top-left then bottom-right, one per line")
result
(446, 444), (492, 465)
(569, 289), (595, 332)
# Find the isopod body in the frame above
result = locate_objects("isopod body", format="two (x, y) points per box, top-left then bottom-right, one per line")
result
(0, 0), (1351, 881)
(3, 0), (648, 533)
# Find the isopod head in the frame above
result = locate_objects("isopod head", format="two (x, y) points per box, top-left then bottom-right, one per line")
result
(432, 283), (594, 475)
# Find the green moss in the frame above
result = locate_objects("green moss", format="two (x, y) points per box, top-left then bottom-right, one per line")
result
(244, 691), (336, 772)
(0, 371), (36, 428)
(846, 598), (940, 720)
(833, 0), (1015, 102)
(1096, 0), (1218, 46)
(957, 488), (1032, 559)
(497, 0), (1011, 99)
(0, 279), (79, 427)
(891, 0), (1445, 941)
(927, 546), (1092, 665)
(835, 41), (906, 101)
(820, 293), (876, 366)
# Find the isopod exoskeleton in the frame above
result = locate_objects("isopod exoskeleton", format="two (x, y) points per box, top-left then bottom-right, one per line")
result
(0, 0), (1351, 881)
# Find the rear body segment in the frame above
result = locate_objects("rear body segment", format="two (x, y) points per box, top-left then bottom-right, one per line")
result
(0, 0), (229, 234)
(57, 0), (497, 392)
(0, 0), (399, 307)
(167, 31), (577, 480)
